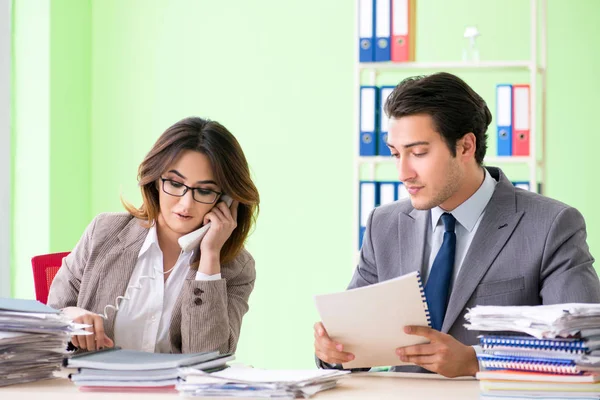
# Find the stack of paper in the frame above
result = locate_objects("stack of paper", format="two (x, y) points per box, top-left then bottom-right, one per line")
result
(65, 348), (233, 392)
(177, 368), (350, 398)
(465, 304), (600, 399)
(0, 297), (87, 387)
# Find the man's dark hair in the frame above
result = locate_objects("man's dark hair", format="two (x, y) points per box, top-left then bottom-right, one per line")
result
(384, 72), (492, 165)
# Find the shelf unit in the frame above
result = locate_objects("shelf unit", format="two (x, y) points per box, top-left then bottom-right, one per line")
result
(353, 0), (548, 256)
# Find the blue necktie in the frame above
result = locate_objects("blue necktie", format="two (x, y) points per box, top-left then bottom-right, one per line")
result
(425, 213), (456, 331)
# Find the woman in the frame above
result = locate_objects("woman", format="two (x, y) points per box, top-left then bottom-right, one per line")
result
(47, 117), (259, 354)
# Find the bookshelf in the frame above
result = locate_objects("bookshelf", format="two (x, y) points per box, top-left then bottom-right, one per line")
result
(353, 0), (548, 257)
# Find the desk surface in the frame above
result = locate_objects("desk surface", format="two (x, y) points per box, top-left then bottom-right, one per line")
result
(1, 375), (481, 399)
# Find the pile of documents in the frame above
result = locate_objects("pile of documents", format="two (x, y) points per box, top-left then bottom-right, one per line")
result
(177, 368), (350, 398)
(465, 303), (600, 399)
(66, 348), (233, 391)
(0, 297), (85, 387)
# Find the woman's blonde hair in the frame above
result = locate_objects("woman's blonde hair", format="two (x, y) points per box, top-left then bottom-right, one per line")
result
(123, 117), (259, 264)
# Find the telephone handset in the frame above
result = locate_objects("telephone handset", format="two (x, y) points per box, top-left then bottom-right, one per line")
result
(99, 194), (234, 320)
(178, 194), (234, 252)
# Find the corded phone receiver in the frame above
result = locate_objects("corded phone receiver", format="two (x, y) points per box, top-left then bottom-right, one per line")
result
(178, 195), (234, 252)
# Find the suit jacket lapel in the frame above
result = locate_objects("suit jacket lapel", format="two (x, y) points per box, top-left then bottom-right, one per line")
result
(398, 208), (429, 276)
(441, 169), (525, 332)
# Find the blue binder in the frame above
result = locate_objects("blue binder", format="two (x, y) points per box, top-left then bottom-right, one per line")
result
(512, 181), (531, 191)
(396, 182), (409, 200)
(358, 0), (375, 62)
(360, 86), (379, 156)
(496, 84), (513, 156)
(359, 181), (378, 249)
(378, 181), (397, 205)
(374, 0), (391, 62)
(378, 86), (395, 156)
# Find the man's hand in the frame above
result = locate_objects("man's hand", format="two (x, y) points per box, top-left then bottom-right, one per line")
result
(396, 326), (478, 377)
(314, 322), (355, 365)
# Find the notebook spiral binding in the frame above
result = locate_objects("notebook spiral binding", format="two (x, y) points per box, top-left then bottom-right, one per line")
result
(100, 250), (196, 320)
(416, 272), (432, 327)
(480, 335), (587, 354)
(478, 354), (579, 375)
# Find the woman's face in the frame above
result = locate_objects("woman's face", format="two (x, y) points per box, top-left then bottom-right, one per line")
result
(157, 150), (221, 236)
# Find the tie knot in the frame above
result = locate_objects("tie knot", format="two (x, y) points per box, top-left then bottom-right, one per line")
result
(441, 213), (456, 232)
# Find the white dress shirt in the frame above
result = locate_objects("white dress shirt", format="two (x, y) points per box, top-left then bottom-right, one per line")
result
(113, 225), (221, 353)
(422, 168), (497, 293)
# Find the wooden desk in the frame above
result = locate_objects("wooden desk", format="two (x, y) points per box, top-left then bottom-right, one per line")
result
(1, 375), (481, 399)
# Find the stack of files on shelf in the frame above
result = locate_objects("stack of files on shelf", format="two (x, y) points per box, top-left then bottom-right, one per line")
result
(0, 297), (87, 387)
(359, 85), (396, 156)
(177, 368), (349, 398)
(495, 83), (531, 156)
(465, 304), (600, 399)
(65, 348), (233, 392)
(359, 181), (409, 249)
(358, 0), (416, 62)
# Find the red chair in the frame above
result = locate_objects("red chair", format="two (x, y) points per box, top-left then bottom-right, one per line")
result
(31, 252), (70, 304)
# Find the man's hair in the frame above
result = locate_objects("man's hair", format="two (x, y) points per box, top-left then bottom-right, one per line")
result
(384, 72), (492, 164)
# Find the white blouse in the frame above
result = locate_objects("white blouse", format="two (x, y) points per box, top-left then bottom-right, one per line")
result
(112, 225), (221, 352)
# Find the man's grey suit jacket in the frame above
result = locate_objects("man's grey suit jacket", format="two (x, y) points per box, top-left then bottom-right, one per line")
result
(318, 167), (600, 371)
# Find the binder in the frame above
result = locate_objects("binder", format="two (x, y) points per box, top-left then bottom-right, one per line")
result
(397, 182), (409, 199)
(513, 181), (531, 191)
(391, 0), (416, 62)
(360, 86), (378, 156)
(378, 181), (396, 205)
(512, 84), (531, 156)
(374, 0), (391, 62)
(378, 86), (395, 156)
(496, 84), (513, 156)
(359, 181), (378, 249)
(358, 0), (375, 62)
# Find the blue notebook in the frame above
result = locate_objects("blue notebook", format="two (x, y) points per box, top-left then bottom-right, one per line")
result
(0, 297), (59, 314)
(480, 335), (589, 353)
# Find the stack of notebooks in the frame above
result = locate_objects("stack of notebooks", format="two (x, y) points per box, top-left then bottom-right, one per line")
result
(65, 348), (234, 392)
(465, 303), (600, 399)
(0, 297), (87, 387)
(177, 368), (349, 398)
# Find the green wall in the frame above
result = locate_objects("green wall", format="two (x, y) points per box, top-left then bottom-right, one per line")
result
(11, 0), (600, 369)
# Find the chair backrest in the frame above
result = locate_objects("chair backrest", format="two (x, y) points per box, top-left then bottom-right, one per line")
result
(31, 252), (70, 304)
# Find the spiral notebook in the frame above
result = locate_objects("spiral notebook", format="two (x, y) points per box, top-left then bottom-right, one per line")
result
(480, 335), (590, 354)
(477, 354), (580, 375)
(314, 271), (431, 369)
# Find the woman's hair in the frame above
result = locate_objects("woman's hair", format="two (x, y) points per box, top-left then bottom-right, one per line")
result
(123, 117), (260, 264)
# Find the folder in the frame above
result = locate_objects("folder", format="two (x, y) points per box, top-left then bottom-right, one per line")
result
(359, 0), (375, 62)
(374, 0), (391, 62)
(359, 181), (378, 249)
(496, 84), (512, 156)
(360, 86), (378, 156)
(378, 86), (395, 156)
(391, 0), (416, 62)
(378, 181), (396, 205)
(397, 182), (409, 199)
(512, 84), (530, 156)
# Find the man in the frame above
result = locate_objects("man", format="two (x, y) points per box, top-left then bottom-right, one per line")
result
(314, 72), (600, 377)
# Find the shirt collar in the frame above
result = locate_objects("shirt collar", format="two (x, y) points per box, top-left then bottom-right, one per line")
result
(138, 223), (159, 257)
(431, 168), (497, 232)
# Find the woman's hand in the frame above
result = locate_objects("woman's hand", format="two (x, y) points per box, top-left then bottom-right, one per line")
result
(198, 200), (239, 275)
(63, 307), (114, 351)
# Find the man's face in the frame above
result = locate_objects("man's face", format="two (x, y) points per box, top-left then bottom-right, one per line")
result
(387, 114), (464, 210)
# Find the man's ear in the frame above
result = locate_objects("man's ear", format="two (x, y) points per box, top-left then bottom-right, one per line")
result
(458, 133), (477, 159)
